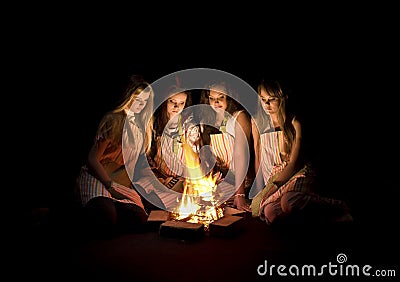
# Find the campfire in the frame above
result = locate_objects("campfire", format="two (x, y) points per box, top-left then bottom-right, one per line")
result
(148, 128), (244, 238)
(169, 141), (225, 229)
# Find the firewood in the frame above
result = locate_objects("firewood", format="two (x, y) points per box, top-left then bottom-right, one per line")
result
(223, 206), (246, 217)
(159, 220), (204, 240)
(147, 210), (170, 222)
(146, 210), (170, 230)
(209, 215), (244, 237)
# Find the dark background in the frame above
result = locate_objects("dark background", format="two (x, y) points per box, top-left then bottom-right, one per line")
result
(14, 5), (398, 277)
(26, 35), (395, 227)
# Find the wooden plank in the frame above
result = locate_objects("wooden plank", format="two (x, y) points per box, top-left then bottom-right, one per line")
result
(147, 210), (170, 222)
(159, 220), (204, 240)
(211, 215), (243, 226)
(209, 215), (244, 237)
(146, 210), (170, 231)
(223, 206), (246, 217)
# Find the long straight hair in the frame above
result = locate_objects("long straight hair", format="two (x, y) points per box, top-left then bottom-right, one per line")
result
(98, 75), (154, 153)
(255, 79), (295, 155)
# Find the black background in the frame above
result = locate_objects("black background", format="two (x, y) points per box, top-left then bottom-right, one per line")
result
(13, 4), (398, 274)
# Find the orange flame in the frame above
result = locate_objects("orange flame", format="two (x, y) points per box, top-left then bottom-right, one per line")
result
(172, 139), (224, 227)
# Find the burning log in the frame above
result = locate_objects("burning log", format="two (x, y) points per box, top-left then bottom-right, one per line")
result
(170, 140), (225, 229)
(152, 207), (246, 238)
(157, 132), (245, 236)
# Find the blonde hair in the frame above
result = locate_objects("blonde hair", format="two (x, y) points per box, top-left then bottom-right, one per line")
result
(97, 75), (154, 154)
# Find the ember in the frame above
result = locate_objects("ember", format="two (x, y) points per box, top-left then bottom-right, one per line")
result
(170, 171), (225, 229)
(170, 139), (225, 229)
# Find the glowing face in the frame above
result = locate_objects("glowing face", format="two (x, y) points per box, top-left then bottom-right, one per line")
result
(167, 92), (187, 120)
(130, 90), (151, 113)
(259, 88), (280, 115)
(208, 90), (227, 113)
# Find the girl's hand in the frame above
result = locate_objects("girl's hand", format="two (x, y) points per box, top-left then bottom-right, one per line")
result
(234, 194), (251, 212)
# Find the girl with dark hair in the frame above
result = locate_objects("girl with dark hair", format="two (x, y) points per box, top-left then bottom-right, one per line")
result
(134, 84), (201, 211)
(198, 82), (253, 211)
